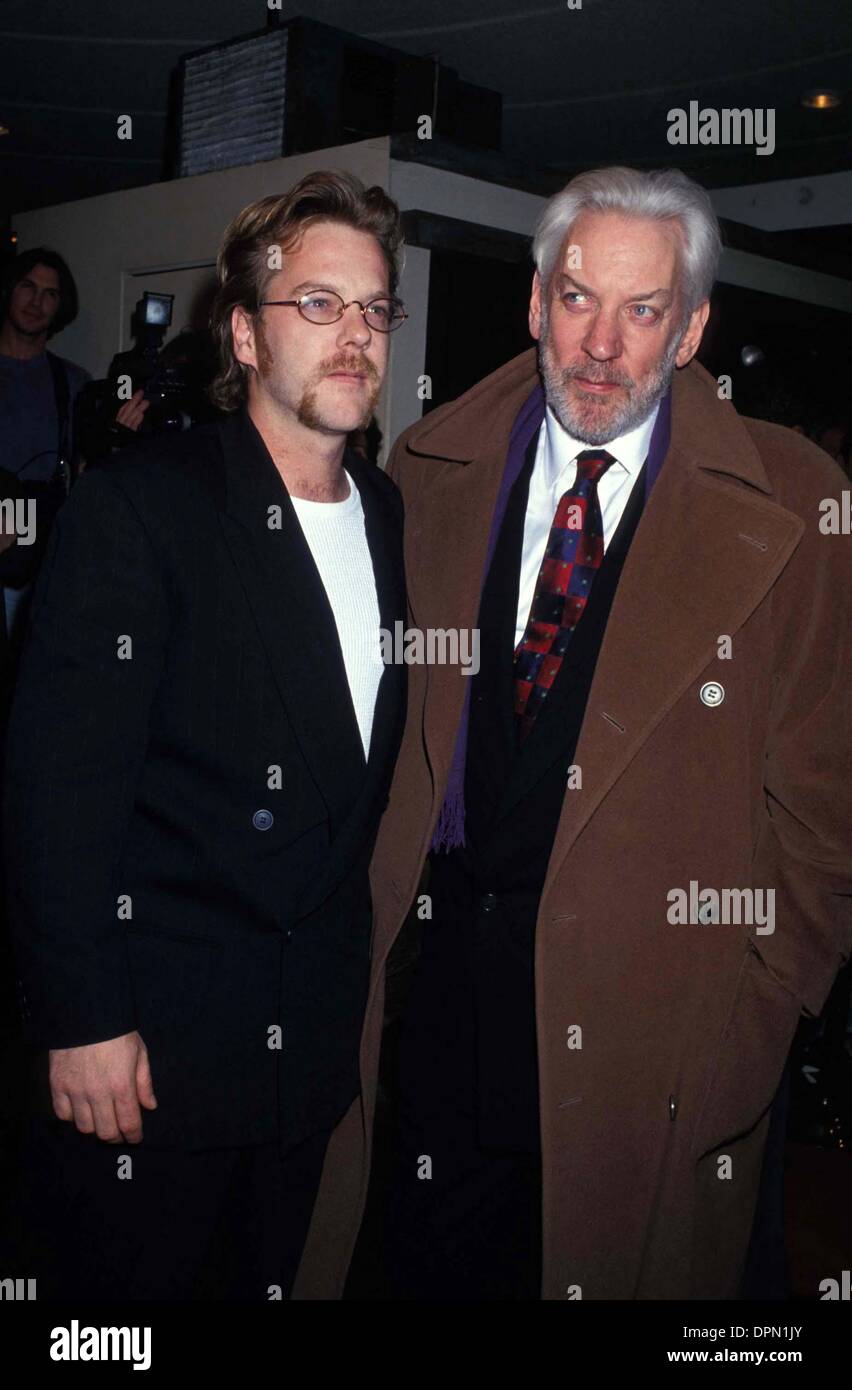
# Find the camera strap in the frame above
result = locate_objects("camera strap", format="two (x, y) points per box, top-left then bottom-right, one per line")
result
(46, 350), (72, 494)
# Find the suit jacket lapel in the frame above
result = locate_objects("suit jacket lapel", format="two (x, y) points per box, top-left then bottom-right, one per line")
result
(291, 447), (408, 920)
(498, 457), (648, 820)
(217, 410), (366, 831)
(483, 431), (539, 770)
(344, 447), (407, 785)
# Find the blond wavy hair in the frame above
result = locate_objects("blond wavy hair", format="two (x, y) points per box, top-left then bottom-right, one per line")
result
(209, 170), (404, 412)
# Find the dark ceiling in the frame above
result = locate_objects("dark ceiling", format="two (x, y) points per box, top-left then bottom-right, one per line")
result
(2, 0), (851, 220)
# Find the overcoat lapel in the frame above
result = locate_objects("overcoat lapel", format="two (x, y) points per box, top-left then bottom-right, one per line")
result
(541, 366), (805, 898)
(402, 355), (549, 802)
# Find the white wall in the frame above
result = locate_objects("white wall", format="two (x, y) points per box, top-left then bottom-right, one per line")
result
(718, 246), (852, 312)
(390, 159), (545, 237)
(711, 169), (852, 231)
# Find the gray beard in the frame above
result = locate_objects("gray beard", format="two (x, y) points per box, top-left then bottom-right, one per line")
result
(538, 312), (683, 446)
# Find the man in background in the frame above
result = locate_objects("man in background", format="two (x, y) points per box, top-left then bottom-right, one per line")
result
(0, 249), (90, 670)
(0, 250), (91, 1081)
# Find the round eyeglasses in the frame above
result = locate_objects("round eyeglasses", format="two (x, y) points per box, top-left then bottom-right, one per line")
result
(260, 290), (408, 333)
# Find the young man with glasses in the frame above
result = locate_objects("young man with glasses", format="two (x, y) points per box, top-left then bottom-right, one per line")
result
(4, 171), (408, 1301)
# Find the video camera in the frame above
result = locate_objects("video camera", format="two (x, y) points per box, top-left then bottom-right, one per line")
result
(76, 291), (220, 465)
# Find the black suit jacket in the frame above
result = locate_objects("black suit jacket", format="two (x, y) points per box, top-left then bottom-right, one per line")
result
(421, 438), (647, 1151)
(3, 408), (406, 1152)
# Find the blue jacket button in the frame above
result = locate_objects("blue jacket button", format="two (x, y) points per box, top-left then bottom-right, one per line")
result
(252, 809), (274, 831)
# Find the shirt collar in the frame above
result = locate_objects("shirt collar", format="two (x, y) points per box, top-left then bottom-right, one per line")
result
(541, 397), (661, 489)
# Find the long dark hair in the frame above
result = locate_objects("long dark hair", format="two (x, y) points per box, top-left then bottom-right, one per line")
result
(0, 246), (80, 336)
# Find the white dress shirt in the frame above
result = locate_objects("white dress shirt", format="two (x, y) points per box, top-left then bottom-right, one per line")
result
(514, 401), (660, 648)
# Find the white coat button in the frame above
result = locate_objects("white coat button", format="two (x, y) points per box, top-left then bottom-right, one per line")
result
(699, 681), (724, 707)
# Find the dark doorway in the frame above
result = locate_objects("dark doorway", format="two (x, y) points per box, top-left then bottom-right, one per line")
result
(423, 247), (534, 412)
(697, 282), (852, 436)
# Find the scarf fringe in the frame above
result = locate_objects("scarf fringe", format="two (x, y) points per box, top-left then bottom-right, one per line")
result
(430, 784), (466, 853)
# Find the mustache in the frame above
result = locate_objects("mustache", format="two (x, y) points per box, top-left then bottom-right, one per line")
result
(319, 354), (380, 382)
(562, 364), (634, 389)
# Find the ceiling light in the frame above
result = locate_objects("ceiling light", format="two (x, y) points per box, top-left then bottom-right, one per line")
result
(801, 90), (841, 110)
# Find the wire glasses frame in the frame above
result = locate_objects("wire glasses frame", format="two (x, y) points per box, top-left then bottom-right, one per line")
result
(260, 290), (408, 332)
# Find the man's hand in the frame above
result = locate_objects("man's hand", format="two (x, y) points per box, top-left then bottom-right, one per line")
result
(114, 389), (150, 432)
(49, 1031), (157, 1143)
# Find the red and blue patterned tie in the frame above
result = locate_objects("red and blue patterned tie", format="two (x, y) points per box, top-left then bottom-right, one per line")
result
(514, 449), (616, 741)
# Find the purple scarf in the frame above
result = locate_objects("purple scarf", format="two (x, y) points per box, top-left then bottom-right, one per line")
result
(430, 383), (672, 853)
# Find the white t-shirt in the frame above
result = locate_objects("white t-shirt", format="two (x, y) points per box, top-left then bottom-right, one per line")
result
(289, 470), (382, 759)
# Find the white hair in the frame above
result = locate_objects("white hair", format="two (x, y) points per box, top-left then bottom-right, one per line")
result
(532, 166), (722, 314)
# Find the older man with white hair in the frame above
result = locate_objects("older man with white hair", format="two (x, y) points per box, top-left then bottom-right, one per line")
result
(292, 166), (852, 1302)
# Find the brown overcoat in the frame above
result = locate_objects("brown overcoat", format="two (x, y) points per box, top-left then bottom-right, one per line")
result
(293, 348), (852, 1299)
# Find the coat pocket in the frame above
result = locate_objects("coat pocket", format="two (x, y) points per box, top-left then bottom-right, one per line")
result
(691, 940), (803, 1160)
